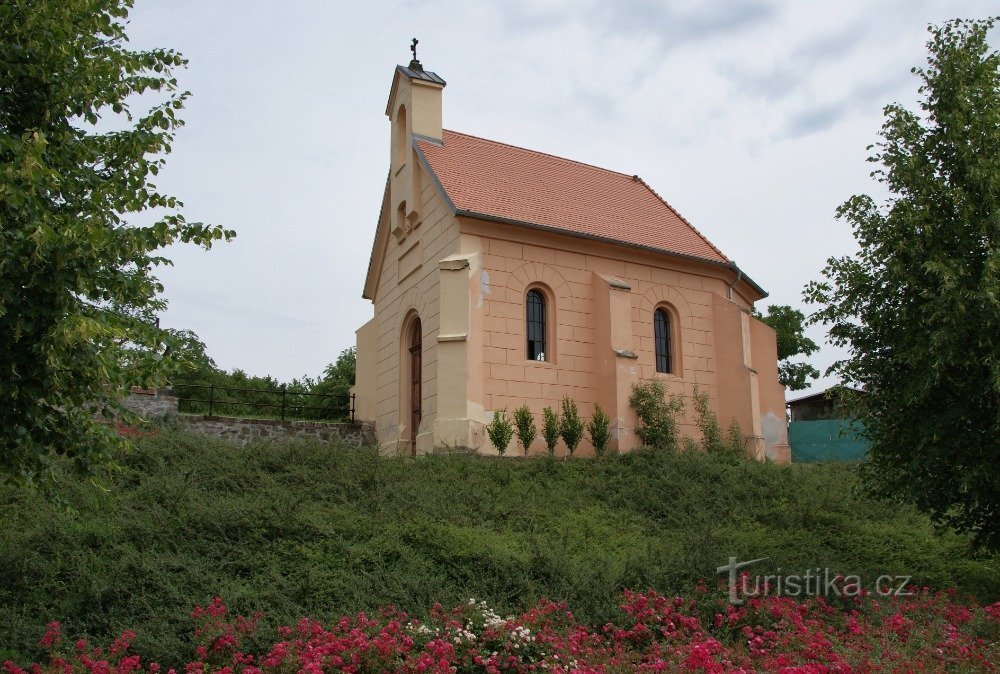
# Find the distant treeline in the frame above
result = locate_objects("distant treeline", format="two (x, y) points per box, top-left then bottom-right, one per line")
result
(167, 330), (355, 421)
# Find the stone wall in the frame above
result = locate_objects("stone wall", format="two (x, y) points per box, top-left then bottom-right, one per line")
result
(121, 388), (374, 447)
(122, 387), (180, 419)
(174, 415), (376, 447)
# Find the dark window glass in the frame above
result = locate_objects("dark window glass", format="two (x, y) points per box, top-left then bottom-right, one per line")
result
(654, 308), (672, 374)
(526, 290), (547, 361)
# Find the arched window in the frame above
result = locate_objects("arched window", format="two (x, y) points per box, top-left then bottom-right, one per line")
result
(654, 308), (672, 374)
(526, 289), (547, 361)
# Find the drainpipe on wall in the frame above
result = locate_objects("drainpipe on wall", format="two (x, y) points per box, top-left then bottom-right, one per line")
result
(726, 264), (743, 301)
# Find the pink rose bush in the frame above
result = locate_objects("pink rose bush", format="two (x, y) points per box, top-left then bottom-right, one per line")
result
(6, 588), (998, 673)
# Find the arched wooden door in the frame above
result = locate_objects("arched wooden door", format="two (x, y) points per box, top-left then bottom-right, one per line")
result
(408, 318), (422, 455)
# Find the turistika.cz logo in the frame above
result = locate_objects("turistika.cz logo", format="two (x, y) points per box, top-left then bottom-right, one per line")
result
(716, 556), (913, 605)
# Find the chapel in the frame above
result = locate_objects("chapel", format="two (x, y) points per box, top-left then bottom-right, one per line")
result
(352, 50), (789, 461)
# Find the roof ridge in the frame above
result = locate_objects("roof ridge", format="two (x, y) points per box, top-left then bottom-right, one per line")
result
(441, 129), (635, 180)
(631, 175), (731, 263)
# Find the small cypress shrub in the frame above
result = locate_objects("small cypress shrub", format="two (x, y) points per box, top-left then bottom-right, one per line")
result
(542, 406), (561, 456)
(559, 397), (585, 457)
(628, 379), (684, 452)
(513, 405), (537, 455)
(588, 404), (612, 458)
(486, 408), (514, 456)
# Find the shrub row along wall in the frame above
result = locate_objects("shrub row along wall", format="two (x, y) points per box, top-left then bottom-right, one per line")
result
(122, 388), (375, 447)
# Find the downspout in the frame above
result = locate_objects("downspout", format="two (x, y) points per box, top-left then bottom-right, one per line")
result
(726, 264), (743, 301)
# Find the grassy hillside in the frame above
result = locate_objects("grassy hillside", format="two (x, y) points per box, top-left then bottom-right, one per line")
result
(1, 429), (996, 664)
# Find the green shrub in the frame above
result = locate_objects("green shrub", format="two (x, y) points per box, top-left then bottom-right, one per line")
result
(628, 379), (684, 451)
(486, 409), (515, 456)
(693, 386), (729, 455)
(726, 418), (746, 456)
(0, 430), (996, 665)
(513, 405), (537, 455)
(559, 398), (585, 456)
(588, 405), (612, 458)
(542, 407), (560, 456)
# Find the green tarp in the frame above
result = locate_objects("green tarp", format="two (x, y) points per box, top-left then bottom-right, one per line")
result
(788, 419), (869, 463)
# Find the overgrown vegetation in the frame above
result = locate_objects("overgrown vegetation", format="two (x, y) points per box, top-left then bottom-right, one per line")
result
(0, 0), (233, 483)
(171, 339), (356, 422)
(805, 18), (1000, 548)
(628, 379), (684, 451)
(692, 387), (745, 458)
(0, 430), (996, 665)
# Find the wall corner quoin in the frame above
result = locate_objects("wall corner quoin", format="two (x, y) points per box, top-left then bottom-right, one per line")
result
(432, 416), (486, 454)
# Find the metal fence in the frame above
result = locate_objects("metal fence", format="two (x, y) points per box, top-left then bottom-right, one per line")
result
(174, 383), (355, 423)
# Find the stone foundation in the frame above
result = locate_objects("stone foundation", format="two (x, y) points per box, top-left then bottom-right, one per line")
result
(121, 387), (178, 419)
(121, 388), (375, 447)
(174, 415), (376, 447)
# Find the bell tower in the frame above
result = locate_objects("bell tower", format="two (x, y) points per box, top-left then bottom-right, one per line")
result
(385, 39), (445, 241)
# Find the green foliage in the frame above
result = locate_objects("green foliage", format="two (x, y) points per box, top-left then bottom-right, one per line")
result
(171, 345), (356, 422)
(804, 18), (1000, 549)
(486, 409), (514, 456)
(587, 404), (612, 458)
(0, 430), (996, 665)
(512, 405), (537, 455)
(754, 305), (820, 390)
(726, 418), (747, 457)
(559, 397), (584, 456)
(690, 390), (745, 460)
(628, 379), (684, 451)
(0, 0), (234, 482)
(681, 436), (700, 453)
(692, 386), (725, 453)
(312, 348), (356, 401)
(542, 406), (560, 456)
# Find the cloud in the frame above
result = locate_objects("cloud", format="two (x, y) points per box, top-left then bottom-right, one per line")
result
(593, 0), (775, 43)
(500, 0), (774, 46)
(790, 23), (867, 66)
(725, 22), (870, 103)
(784, 101), (851, 139)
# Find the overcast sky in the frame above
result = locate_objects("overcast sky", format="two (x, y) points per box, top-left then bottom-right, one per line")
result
(124, 0), (996, 391)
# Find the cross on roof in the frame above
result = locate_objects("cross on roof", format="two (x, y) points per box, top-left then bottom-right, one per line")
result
(408, 37), (423, 71)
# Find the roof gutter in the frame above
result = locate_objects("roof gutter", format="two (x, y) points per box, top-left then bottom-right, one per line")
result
(452, 208), (769, 299)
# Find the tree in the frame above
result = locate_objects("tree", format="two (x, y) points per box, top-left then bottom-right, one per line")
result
(541, 406), (560, 457)
(313, 348), (357, 399)
(804, 18), (1000, 548)
(559, 397), (584, 457)
(587, 404), (611, 458)
(0, 0), (233, 482)
(512, 405), (537, 455)
(754, 305), (820, 390)
(486, 409), (514, 456)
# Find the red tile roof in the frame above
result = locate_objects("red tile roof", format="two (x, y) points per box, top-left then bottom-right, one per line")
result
(416, 130), (730, 265)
